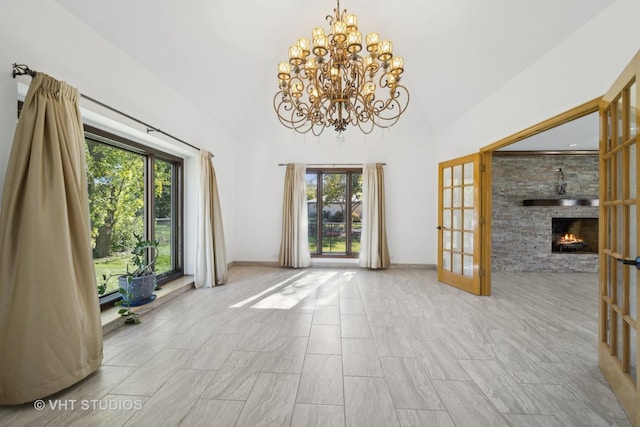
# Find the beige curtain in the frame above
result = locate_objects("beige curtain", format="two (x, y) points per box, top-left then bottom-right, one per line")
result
(279, 163), (310, 268)
(359, 163), (390, 269)
(0, 73), (103, 404)
(195, 150), (228, 287)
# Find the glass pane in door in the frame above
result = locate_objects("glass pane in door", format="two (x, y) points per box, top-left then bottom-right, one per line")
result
(453, 187), (462, 208)
(630, 82), (637, 138)
(629, 205), (640, 321)
(443, 167), (452, 187)
(452, 253), (462, 274)
(463, 255), (473, 277)
(322, 173), (347, 254)
(607, 307), (612, 347)
(442, 251), (451, 271)
(443, 209), (452, 228)
(464, 186), (474, 207)
(631, 327), (637, 383)
(351, 172), (362, 253)
(452, 209), (461, 230)
(631, 270), (638, 321)
(463, 209), (473, 230)
(617, 97), (624, 145)
(617, 151), (624, 201)
(631, 144), (637, 199)
(618, 206), (624, 254)
(463, 232), (473, 253)
(306, 173), (318, 253)
(453, 165), (462, 185)
(452, 231), (462, 251)
(443, 188), (452, 208)
(608, 258), (614, 300)
(617, 314), (624, 359)
(154, 159), (174, 274)
(463, 162), (473, 185)
(618, 263), (624, 305)
(607, 109), (612, 151)
(607, 155), (613, 211)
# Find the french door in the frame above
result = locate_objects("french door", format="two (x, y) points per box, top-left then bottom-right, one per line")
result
(437, 153), (482, 295)
(599, 50), (639, 427)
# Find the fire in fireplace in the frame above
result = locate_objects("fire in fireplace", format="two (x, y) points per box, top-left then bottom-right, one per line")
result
(551, 217), (598, 253)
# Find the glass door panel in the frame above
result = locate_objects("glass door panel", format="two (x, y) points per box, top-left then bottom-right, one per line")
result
(438, 153), (481, 294)
(154, 159), (175, 274)
(306, 173), (319, 253)
(350, 173), (363, 253)
(599, 54), (639, 426)
(86, 139), (145, 296)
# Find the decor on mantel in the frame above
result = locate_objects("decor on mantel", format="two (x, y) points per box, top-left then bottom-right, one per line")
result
(557, 168), (567, 195)
(273, 0), (409, 140)
(523, 199), (599, 207)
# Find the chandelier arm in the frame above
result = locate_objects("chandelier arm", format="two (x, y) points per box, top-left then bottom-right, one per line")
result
(357, 119), (375, 135)
(374, 87), (410, 121)
(274, 95), (313, 133)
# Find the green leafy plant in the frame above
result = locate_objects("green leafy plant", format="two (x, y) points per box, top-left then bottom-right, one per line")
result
(131, 235), (158, 274)
(114, 282), (141, 324)
(97, 233), (159, 325)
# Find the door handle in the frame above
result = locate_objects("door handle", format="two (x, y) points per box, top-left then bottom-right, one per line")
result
(436, 226), (442, 230)
(617, 256), (640, 269)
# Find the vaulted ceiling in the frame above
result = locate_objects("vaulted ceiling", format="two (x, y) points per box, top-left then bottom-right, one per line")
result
(53, 0), (615, 139)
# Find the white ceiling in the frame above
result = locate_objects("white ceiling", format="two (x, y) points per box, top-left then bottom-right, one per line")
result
(498, 111), (600, 151)
(52, 0), (615, 140)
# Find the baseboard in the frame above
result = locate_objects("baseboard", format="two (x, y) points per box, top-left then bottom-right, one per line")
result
(228, 260), (280, 268)
(227, 260), (435, 270)
(388, 263), (436, 269)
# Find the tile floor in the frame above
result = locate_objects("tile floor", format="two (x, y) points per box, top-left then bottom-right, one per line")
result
(0, 266), (632, 426)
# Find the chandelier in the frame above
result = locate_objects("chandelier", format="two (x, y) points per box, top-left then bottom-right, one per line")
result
(273, 0), (409, 138)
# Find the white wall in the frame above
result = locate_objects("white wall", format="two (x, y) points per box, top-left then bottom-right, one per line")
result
(0, 0), (437, 269)
(0, 0), (237, 272)
(232, 109), (437, 265)
(6, 1), (635, 268)
(435, 0), (640, 161)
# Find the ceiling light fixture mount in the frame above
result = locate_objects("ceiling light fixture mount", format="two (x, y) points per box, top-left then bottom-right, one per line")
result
(273, 0), (409, 138)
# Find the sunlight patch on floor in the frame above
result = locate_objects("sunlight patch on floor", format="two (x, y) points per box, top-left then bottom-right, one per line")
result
(229, 271), (306, 308)
(250, 271), (338, 310)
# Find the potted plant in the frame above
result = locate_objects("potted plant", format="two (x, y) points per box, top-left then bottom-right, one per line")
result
(98, 233), (159, 324)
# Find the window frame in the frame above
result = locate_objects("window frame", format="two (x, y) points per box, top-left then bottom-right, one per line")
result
(307, 167), (362, 258)
(18, 102), (185, 307)
(84, 126), (184, 306)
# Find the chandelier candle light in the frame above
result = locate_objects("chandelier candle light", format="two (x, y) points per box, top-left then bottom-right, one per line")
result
(273, 0), (409, 139)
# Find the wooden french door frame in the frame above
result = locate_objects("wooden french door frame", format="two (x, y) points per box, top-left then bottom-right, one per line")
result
(437, 99), (599, 298)
(478, 98), (601, 296)
(437, 153), (482, 295)
(598, 50), (639, 427)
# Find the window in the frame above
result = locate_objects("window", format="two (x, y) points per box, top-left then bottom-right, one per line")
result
(306, 169), (362, 257)
(85, 126), (183, 302)
(17, 102), (183, 303)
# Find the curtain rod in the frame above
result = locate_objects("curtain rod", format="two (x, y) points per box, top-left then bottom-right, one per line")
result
(278, 163), (386, 166)
(12, 63), (200, 152)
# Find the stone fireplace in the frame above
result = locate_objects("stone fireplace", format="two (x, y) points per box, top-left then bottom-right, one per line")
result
(492, 153), (599, 272)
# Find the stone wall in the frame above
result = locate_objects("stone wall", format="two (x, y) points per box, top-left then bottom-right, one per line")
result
(492, 153), (599, 272)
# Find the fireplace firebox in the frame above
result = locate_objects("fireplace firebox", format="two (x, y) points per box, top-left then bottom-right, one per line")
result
(551, 217), (598, 253)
